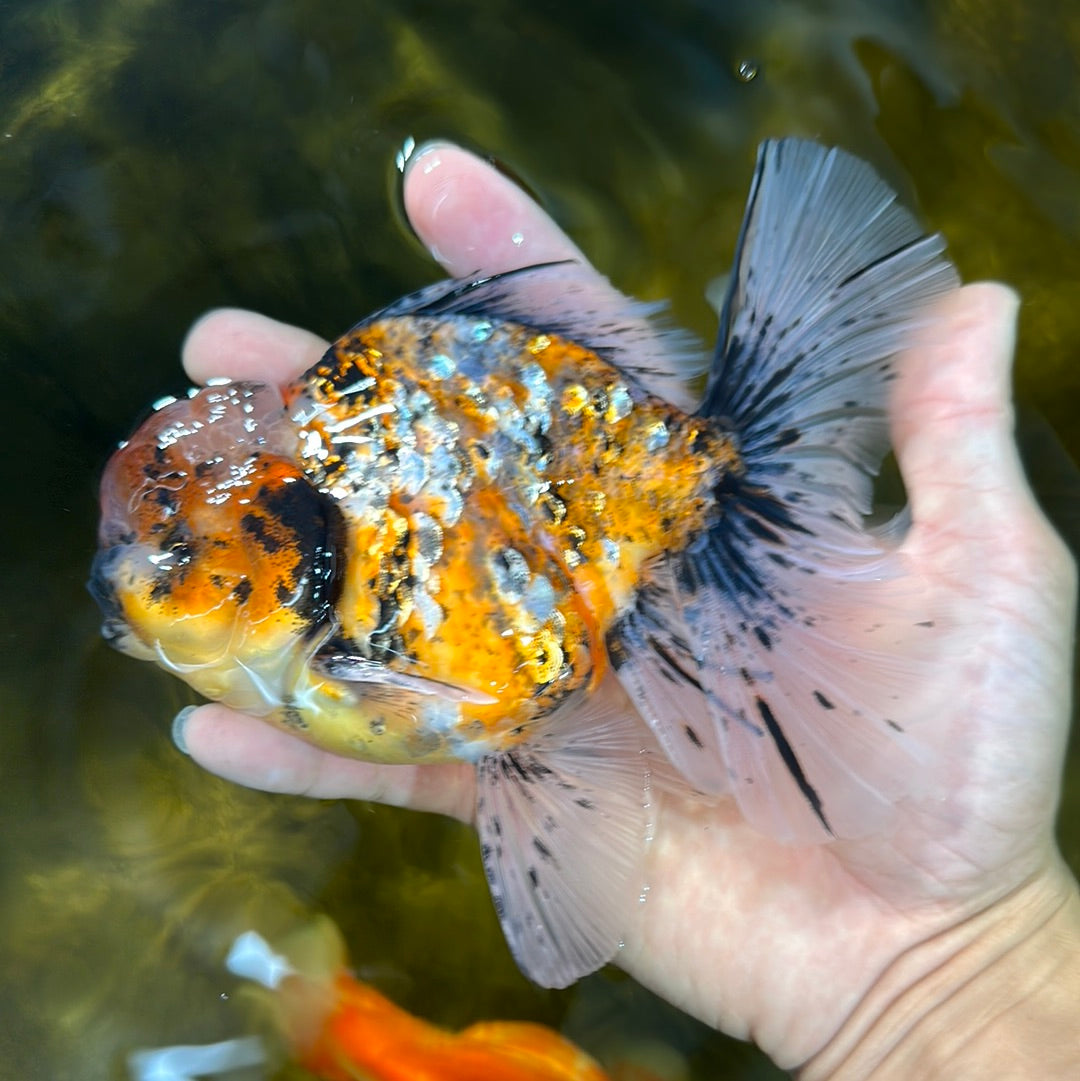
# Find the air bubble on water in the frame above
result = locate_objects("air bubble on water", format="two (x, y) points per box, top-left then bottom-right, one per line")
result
(735, 59), (759, 82)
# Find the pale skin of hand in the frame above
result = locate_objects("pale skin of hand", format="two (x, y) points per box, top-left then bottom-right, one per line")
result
(177, 144), (1080, 1076)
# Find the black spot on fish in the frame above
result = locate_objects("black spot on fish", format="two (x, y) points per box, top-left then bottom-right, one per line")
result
(149, 577), (172, 601)
(744, 516), (783, 544)
(532, 837), (554, 862)
(232, 577), (252, 604)
(171, 542), (193, 567)
(685, 725), (704, 749)
(241, 512), (282, 554)
(916, 620), (935, 628)
(152, 487), (179, 513)
(754, 625), (773, 650)
(647, 634), (705, 692)
(756, 696), (831, 834)
(281, 703), (306, 730)
(528, 867), (539, 889)
(813, 690), (834, 710)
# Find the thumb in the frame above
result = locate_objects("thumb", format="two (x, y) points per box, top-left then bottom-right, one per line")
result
(891, 283), (1036, 558)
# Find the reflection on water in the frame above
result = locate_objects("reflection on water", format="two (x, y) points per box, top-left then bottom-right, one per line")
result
(0, 1), (1077, 1078)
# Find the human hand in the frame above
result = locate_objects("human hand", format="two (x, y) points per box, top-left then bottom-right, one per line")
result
(176, 144), (1080, 1075)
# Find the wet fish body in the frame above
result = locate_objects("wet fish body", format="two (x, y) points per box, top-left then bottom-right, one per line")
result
(92, 140), (958, 987)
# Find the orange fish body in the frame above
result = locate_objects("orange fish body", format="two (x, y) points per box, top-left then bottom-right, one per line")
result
(297, 972), (610, 1081)
(93, 139), (958, 988)
(221, 923), (613, 1081)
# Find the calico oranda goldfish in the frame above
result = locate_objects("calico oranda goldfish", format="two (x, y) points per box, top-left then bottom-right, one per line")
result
(91, 139), (958, 988)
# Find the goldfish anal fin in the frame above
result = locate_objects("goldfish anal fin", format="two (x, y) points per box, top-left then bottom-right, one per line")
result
(609, 139), (959, 844)
(474, 678), (652, 988)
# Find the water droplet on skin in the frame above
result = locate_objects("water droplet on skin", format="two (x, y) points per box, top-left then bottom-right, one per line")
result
(735, 59), (759, 82)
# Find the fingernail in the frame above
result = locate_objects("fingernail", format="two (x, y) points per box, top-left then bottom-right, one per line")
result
(172, 705), (196, 755)
(406, 140), (449, 177)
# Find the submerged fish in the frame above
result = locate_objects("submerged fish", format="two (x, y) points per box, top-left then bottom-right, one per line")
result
(91, 139), (958, 987)
(232, 925), (617, 1081)
(129, 923), (631, 1081)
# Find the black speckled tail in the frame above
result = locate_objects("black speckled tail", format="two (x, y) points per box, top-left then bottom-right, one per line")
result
(609, 139), (959, 843)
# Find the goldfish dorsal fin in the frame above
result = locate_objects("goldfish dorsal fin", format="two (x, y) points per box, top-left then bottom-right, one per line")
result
(350, 262), (709, 410)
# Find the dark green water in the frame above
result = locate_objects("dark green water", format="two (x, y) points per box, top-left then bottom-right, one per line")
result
(1, 1), (1077, 1078)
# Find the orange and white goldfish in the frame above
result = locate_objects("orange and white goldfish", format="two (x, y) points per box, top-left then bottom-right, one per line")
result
(229, 925), (616, 1081)
(91, 139), (958, 987)
(129, 923), (653, 1081)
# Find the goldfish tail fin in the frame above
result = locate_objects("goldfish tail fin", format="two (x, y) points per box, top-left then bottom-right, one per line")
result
(475, 677), (654, 988)
(609, 139), (959, 843)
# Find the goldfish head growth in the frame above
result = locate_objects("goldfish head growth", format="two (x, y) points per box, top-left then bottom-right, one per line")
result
(89, 381), (343, 716)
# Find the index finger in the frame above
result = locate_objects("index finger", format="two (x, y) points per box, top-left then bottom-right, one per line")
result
(182, 308), (329, 386)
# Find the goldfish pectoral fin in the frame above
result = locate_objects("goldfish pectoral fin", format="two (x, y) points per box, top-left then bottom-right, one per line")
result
(314, 651), (498, 705)
(609, 139), (962, 846)
(475, 679), (653, 989)
(351, 261), (710, 410)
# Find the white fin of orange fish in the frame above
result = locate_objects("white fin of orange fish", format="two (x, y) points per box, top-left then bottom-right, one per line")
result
(609, 138), (960, 844)
(474, 674), (656, 988)
(127, 1037), (265, 1081)
(358, 262), (709, 410)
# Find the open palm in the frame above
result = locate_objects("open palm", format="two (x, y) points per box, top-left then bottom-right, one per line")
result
(177, 144), (1077, 1070)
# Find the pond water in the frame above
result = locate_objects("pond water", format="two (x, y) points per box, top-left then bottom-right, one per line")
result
(1, 1), (1078, 1078)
